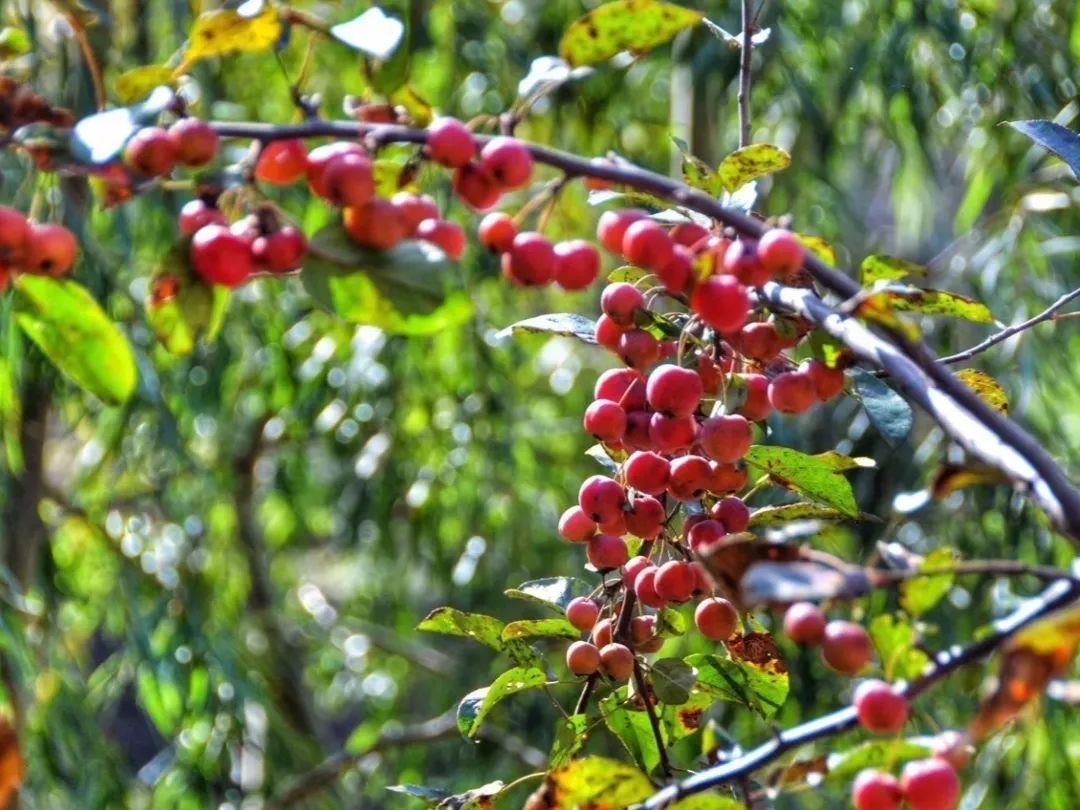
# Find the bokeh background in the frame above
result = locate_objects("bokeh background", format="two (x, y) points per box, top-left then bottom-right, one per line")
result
(2, 0), (1080, 807)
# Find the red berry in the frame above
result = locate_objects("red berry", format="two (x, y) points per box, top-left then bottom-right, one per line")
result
(802, 358), (846, 402)
(601, 282), (646, 326)
(453, 163), (501, 210)
(566, 598), (600, 632)
(583, 399), (628, 443)
(322, 152), (375, 207)
(623, 451), (670, 495)
(657, 245), (694, 294)
(306, 142), (365, 197)
(578, 475), (626, 524)
(821, 620), (873, 674)
(854, 680), (909, 734)
(24, 223), (78, 276)
(646, 364), (703, 417)
(252, 226), (307, 274)
(168, 118), (218, 167)
(594, 368), (647, 408)
(587, 534), (628, 570)
(667, 454), (713, 501)
(554, 240), (600, 291)
(391, 192), (440, 235)
(670, 221), (710, 249)
(566, 641), (601, 676)
(698, 414), (752, 464)
(596, 209), (647, 254)
(256, 139), (308, 184)
(736, 321), (782, 362)
(415, 218), (466, 260)
(706, 461), (748, 495)
(190, 224), (254, 287)
(757, 228), (804, 279)
(695, 597), (738, 640)
(559, 506), (597, 543)
(630, 615), (660, 649)
(477, 212), (517, 253)
(624, 556), (653, 589)
(723, 239), (770, 287)
(617, 330), (661, 370)
(648, 413), (696, 453)
(691, 275), (750, 334)
(124, 126), (176, 177)
(502, 231), (556, 286)
(687, 518), (726, 553)
(852, 770), (903, 810)
(900, 759), (960, 810)
(654, 560), (695, 603)
(711, 497), (749, 533)
(594, 314), (626, 351)
(592, 618), (613, 648)
(634, 567), (666, 608)
(622, 220), (673, 270)
(768, 371), (818, 414)
(0, 206), (28, 267)
(734, 373), (771, 421)
(624, 493), (665, 539)
(426, 117), (476, 168)
(783, 602), (826, 645)
(343, 199), (406, 250)
(178, 199), (226, 235)
(622, 410), (654, 451)
(480, 136), (534, 189)
(599, 642), (635, 680)
(597, 509), (627, 537)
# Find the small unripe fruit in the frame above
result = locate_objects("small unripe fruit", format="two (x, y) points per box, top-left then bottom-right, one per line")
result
(599, 643), (635, 680)
(597, 209), (647, 254)
(477, 212), (517, 253)
(900, 759), (960, 810)
(783, 602), (827, 645)
(566, 641), (601, 676)
(587, 533), (629, 570)
(852, 769), (903, 810)
(566, 597), (601, 632)
(256, 139), (308, 184)
(178, 199), (227, 235)
(554, 240), (600, 291)
(124, 126), (176, 177)
(558, 505), (597, 543)
(391, 192), (440, 235)
(691, 275), (750, 334)
(634, 567), (667, 608)
(854, 680), (909, 734)
(768, 371), (818, 414)
(711, 497), (750, 533)
(415, 218), (466, 260)
(453, 163), (502, 210)
(821, 620), (873, 674)
(646, 364), (703, 417)
(698, 414), (752, 464)
(480, 136), (534, 189)
(583, 399), (628, 443)
(426, 117), (476, 168)
(757, 228), (805, 279)
(323, 152), (376, 207)
(623, 451), (670, 495)
(601, 282), (646, 326)
(695, 597), (739, 641)
(654, 560), (695, 603)
(306, 142), (366, 197)
(622, 220), (673, 269)
(343, 199), (406, 250)
(252, 226), (307, 274)
(168, 118), (219, 167)
(734, 373), (771, 421)
(190, 224), (254, 287)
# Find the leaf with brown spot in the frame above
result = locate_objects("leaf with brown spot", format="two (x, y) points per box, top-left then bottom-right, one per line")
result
(717, 144), (791, 193)
(687, 635), (790, 718)
(0, 717), (23, 808)
(862, 286), (994, 324)
(954, 369), (1009, 414)
(859, 254), (928, 286)
(559, 0), (703, 67)
(530, 756), (654, 808)
(179, 6), (282, 72)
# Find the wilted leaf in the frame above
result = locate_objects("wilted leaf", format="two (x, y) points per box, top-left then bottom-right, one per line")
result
(743, 445), (859, 517)
(558, 0), (703, 67)
(850, 368), (914, 447)
(330, 6), (404, 60)
(826, 739), (933, 782)
(864, 286), (994, 324)
(650, 657), (696, 705)
(600, 689), (662, 774)
(436, 780), (505, 809)
(717, 144), (791, 193)
(497, 313), (598, 343)
(930, 463), (1009, 498)
(417, 608), (506, 650)
(0, 718), (23, 809)
(114, 64), (174, 103)
(501, 619), (580, 641)
(869, 614), (931, 682)
(532, 756), (653, 808)
(660, 689), (711, 741)
(458, 667), (547, 737)
(505, 577), (593, 612)
(549, 714), (589, 768)
(954, 369), (1009, 414)
(1008, 120), (1080, 182)
(900, 547), (958, 617)
(859, 255), (927, 286)
(688, 635), (789, 718)
(14, 275), (137, 405)
(180, 6), (282, 70)
(740, 560), (870, 606)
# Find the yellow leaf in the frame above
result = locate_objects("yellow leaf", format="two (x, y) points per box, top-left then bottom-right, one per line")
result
(717, 144), (791, 193)
(558, 0), (703, 68)
(954, 369), (1009, 414)
(795, 234), (836, 266)
(178, 6), (282, 73)
(114, 65), (174, 104)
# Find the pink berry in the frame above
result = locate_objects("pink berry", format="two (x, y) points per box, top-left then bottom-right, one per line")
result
(599, 642), (635, 680)
(554, 239), (600, 290)
(477, 212), (517, 253)
(578, 476), (626, 524)
(854, 680), (910, 735)
(648, 413), (697, 454)
(723, 239), (769, 287)
(691, 275), (750, 334)
(734, 373), (772, 421)
(821, 620), (873, 674)
(711, 497), (750, 533)
(502, 231), (556, 286)
(783, 602), (826, 645)
(480, 136), (534, 189)
(687, 519), (726, 553)
(583, 399), (628, 443)
(597, 209), (647, 254)
(802, 358), (846, 402)
(634, 566), (666, 608)
(566, 641), (601, 676)
(624, 493), (665, 539)
(757, 228), (804, 279)
(566, 598), (600, 632)
(558, 506), (597, 543)
(617, 330), (662, 370)
(621, 219), (673, 269)
(623, 451), (670, 495)
(623, 555), (653, 589)
(768, 371), (818, 414)
(900, 759), (960, 810)
(646, 364), (703, 417)
(594, 368), (647, 408)
(426, 117), (476, 168)
(601, 282), (646, 326)
(852, 770), (903, 810)
(586, 533), (629, 570)
(698, 414), (752, 464)
(415, 218), (466, 260)
(695, 597), (738, 640)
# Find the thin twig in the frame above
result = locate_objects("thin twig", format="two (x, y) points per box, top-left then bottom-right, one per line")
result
(939, 286), (1080, 365)
(639, 577), (1080, 807)
(737, 0), (754, 148)
(65, 13), (105, 111)
(633, 661), (673, 777)
(872, 559), (1076, 585)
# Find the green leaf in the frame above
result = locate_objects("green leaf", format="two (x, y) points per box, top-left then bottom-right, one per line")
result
(386, 783), (450, 803)
(180, 5), (282, 69)
(13, 276), (136, 405)
(608, 265), (657, 288)
(860, 254), (928, 286)
(114, 64), (174, 103)
(866, 286), (994, 324)
(330, 7), (404, 60)
(954, 369), (1009, 414)
(687, 649), (789, 718)
(869, 614), (931, 682)
(669, 797), (745, 810)
(660, 689), (712, 740)
(743, 445), (859, 518)
(650, 657), (696, 705)
(458, 667), (547, 738)
(501, 618), (580, 641)
(549, 714), (589, 768)
(717, 144), (791, 193)
(0, 27), (32, 60)
(850, 368), (913, 448)
(812, 451), (877, 471)
(544, 756), (654, 806)
(558, 0), (703, 67)
(417, 608), (506, 650)
(749, 502), (861, 527)
(302, 224), (472, 336)
(1008, 119), (1080, 182)
(496, 313), (598, 343)
(0, 356), (23, 474)
(826, 739), (933, 782)
(585, 442), (622, 473)
(600, 689), (662, 774)
(655, 606), (689, 639)
(900, 547), (958, 617)
(504, 577), (593, 613)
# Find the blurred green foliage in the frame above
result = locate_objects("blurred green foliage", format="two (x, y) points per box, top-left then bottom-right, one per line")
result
(0, 1), (1079, 808)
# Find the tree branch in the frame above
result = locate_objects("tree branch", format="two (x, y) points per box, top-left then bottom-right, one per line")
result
(640, 577), (1080, 808)
(634, 661), (672, 778)
(737, 0), (754, 148)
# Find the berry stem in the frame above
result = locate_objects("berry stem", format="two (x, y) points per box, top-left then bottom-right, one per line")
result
(633, 659), (673, 778)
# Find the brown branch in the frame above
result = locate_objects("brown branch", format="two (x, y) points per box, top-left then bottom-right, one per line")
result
(640, 577), (1080, 807)
(737, 0), (754, 148)
(939, 286), (1080, 365)
(634, 661), (673, 778)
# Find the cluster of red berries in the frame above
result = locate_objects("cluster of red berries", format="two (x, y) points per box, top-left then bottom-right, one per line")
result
(853, 755), (961, 810)
(0, 205), (78, 289)
(124, 117), (220, 177)
(782, 601), (875, 674)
